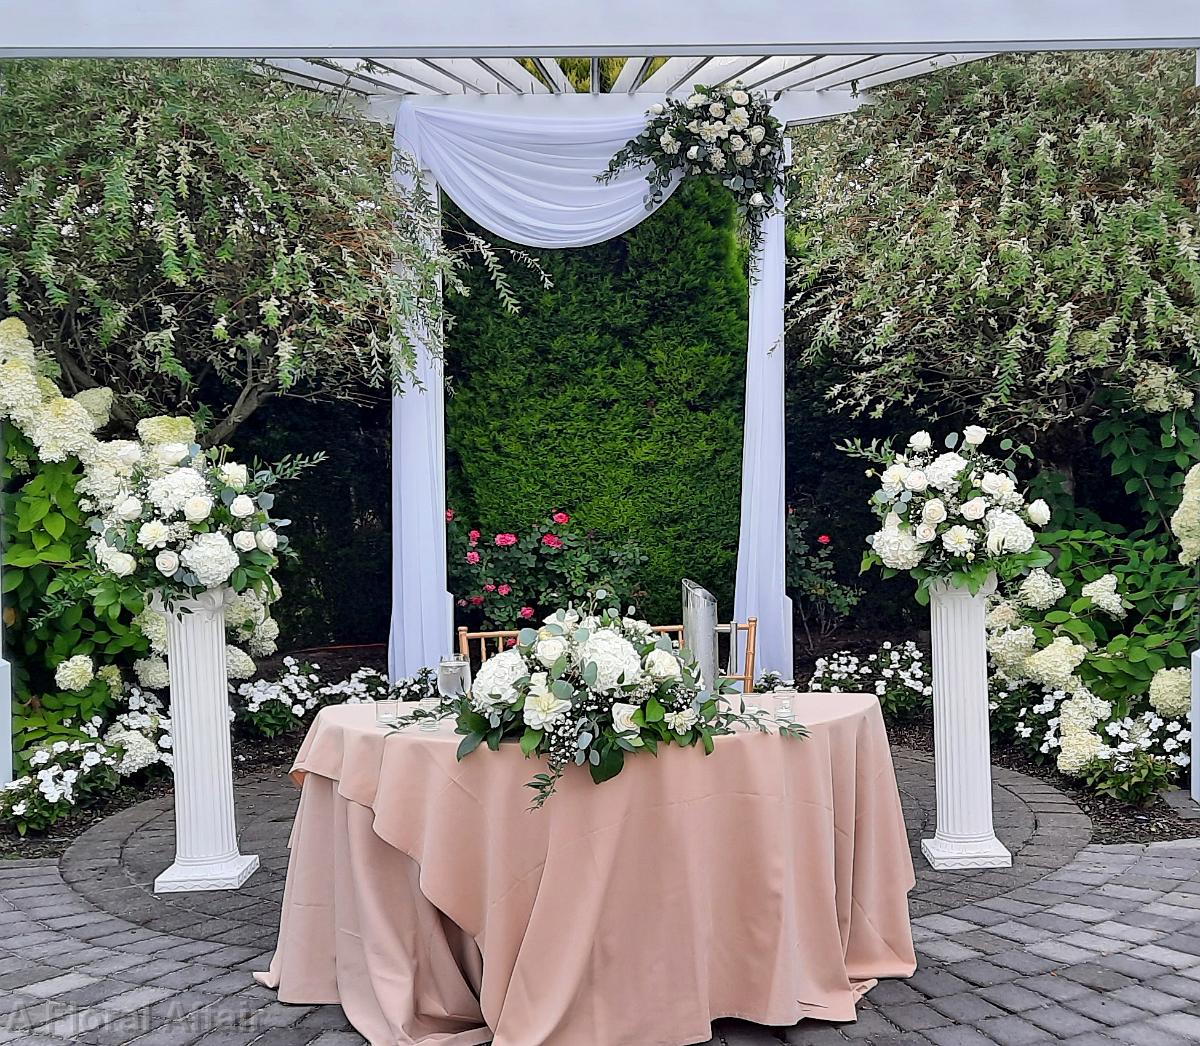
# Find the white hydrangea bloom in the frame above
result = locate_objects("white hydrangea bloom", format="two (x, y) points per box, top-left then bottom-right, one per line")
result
(72, 387), (114, 426)
(1149, 666), (1191, 718)
(247, 617), (280, 657)
(25, 396), (98, 462)
(136, 415), (197, 446)
(146, 467), (208, 515)
(1056, 728), (1110, 776)
(54, 655), (95, 692)
(1022, 636), (1087, 690)
(0, 360), (44, 421)
(985, 600), (1021, 631)
(1017, 569), (1065, 610)
(180, 532), (240, 588)
(134, 656), (170, 690)
(986, 626), (1037, 676)
(924, 452), (968, 492)
(869, 521), (926, 570)
(983, 508), (1035, 555)
(1171, 464), (1200, 566)
(225, 645), (257, 681)
(133, 609), (169, 656)
(577, 629), (643, 692)
(471, 648), (529, 710)
(1081, 574), (1125, 618)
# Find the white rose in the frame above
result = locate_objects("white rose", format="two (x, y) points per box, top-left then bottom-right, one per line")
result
(107, 551), (136, 577)
(748, 191), (766, 207)
(644, 648), (683, 682)
(731, 89), (750, 106)
(220, 462), (249, 490)
(611, 702), (640, 734)
(153, 442), (190, 467)
(229, 494), (255, 518)
(960, 497), (988, 521)
(914, 522), (938, 543)
(921, 498), (948, 525)
(749, 125), (766, 144)
(255, 529), (278, 552)
(136, 520), (171, 549)
(522, 673), (572, 730)
(116, 497), (143, 521)
(686, 93), (705, 108)
(183, 495), (212, 523)
(904, 470), (929, 492)
(908, 431), (933, 451)
(708, 102), (725, 118)
(233, 531), (257, 552)
(648, 102), (664, 115)
(686, 145), (700, 160)
(1027, 499), (1051, 526)
(963, 425), (987, 446)
(155, 550), (180, 576)
(981, 472), (1016, 500)
(880, 463), (910, 493)
(534, 635), (569, 668)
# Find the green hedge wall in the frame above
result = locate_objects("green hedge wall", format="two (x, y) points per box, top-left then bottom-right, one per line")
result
(445, 180), (749, 622)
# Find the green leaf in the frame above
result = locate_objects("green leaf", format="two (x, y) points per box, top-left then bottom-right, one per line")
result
(519, 728), (543, 756)
(645, 697), (665, 723)
(457, 731), (485, 760)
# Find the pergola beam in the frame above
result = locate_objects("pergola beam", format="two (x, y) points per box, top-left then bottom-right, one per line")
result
(6, 1), (1196, 58)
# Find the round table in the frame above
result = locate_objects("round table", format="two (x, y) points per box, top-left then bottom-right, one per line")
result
(256, 692), (916, 1046)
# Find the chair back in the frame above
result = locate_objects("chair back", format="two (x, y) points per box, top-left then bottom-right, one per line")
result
(458, 623), (685, 663)
(456, 618), (757, 691)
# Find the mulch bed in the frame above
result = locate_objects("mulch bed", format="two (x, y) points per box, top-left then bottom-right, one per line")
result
(3, 640), (1196, 861)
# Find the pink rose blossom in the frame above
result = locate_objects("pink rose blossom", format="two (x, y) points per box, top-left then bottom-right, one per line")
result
(506, 637), (518, 648)
(552, 511), (570, 525)
(497, 584), (511, 596)
(457, 598), (467, 607)
(541, 533), (563, 549)
(466, 550), (480, 564)
(470, 595), (484, 607)
(495, 533), (518, 547)
(484, 583), (496, 592)
(468, 529), (481, 546)
(445, 509), (455, 522)
(519, 606), (535, 619)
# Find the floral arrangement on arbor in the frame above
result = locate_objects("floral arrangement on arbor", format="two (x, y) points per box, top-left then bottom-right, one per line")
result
(398, 596), (805, 807)
(601, 83), (785, 259)
(447, 509), (646, 630)
(848, 426), (1053, 599)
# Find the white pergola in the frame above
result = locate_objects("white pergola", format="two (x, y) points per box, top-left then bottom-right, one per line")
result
(1, 3), (1198, 880)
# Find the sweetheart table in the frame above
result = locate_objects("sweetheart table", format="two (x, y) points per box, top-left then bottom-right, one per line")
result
(255, 692), (916, 1046)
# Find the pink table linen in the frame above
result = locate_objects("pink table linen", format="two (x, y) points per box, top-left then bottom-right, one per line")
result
(255, 692), (916, 1046)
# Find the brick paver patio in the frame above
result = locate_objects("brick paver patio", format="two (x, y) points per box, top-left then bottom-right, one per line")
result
(1, 748), (1198, 1045)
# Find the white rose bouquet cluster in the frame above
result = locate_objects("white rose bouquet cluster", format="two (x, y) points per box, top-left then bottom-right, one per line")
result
(849, 426), (1053, 600)
(601, 83), (784, 259)
(399, 594), (805, 806)
(91, 432), (316, 603)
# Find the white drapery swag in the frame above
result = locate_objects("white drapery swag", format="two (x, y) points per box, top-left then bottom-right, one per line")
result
(388, 94), (792, 681)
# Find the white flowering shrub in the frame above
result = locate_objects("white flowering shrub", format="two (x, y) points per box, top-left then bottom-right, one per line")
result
(807, 641), (932, 720)
(1172, 463), (1200, 566)
(986, 564), (1192, 803)
(851, 426), (1052, 599)
(602, 83), (785, 259)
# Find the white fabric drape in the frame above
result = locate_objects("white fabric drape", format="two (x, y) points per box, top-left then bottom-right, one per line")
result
(733, 141), (793, 678)
(388, 95), (792, 680)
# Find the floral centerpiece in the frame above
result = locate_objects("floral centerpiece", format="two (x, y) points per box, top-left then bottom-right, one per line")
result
(90, 430), (318, 604)
(601, 83), (785, 259)
(848, 426), (1053, 600)
(398, 595), (805, 806)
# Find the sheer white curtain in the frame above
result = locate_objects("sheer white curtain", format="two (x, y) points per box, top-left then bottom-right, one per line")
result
(389, 95), (792, 680)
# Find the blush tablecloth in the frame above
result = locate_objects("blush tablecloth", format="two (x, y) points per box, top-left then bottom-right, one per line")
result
(255, 692), (916, 1046)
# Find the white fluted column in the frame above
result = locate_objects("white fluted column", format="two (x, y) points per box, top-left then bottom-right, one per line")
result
(154, 588), (258, 892)
(922, 574), (1011, 869)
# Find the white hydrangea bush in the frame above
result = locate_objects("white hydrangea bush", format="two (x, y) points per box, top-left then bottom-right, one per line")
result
(985, 566), (1191, 801)
(851, 426), (1052, 599)
(807, 640), (932, 719)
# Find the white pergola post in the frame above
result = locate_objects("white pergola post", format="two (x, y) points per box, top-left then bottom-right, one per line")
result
(388, 164), (453, 682)
(922, 576), (1011, 869)
(154, 590), (259, 892)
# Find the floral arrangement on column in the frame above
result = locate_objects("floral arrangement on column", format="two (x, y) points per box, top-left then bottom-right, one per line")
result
(847, 426), (1053, 599)
(398, 595), (805, 807)
(601, 83), (785, 258)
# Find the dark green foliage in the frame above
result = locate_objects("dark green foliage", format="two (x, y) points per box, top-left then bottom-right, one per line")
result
(230, 397), (392, 647)
(444, 180), (749, 622)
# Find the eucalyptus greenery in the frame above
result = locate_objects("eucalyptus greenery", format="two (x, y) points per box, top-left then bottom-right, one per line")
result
(788, 51), (1200, 438)
(0, 59), (541, 444)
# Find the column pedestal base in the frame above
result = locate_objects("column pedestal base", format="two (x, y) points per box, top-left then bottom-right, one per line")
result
(155, 853), (259, 894)
(921, 835), (1012, 870)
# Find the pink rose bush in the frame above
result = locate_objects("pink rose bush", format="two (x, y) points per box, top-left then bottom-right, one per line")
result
(446, 510), (646, 630)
